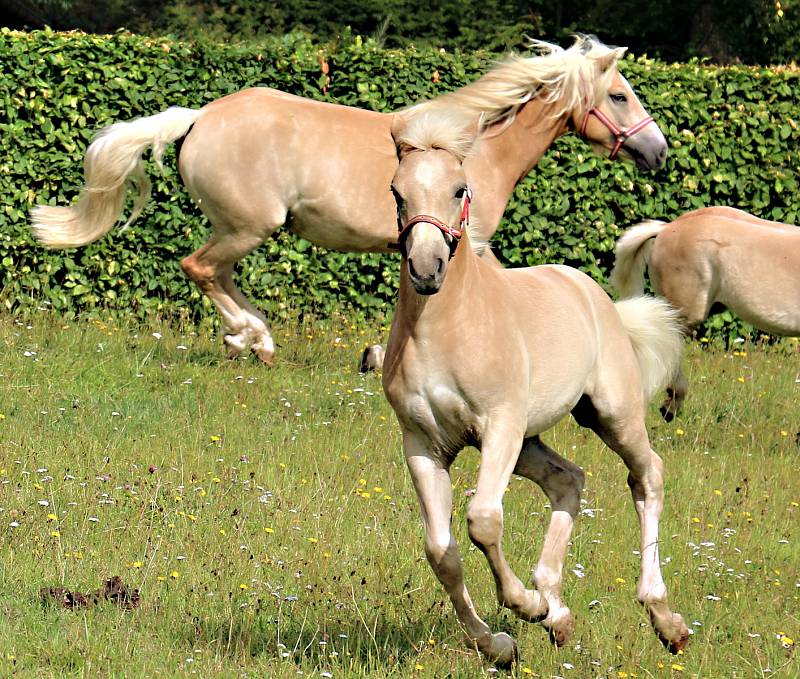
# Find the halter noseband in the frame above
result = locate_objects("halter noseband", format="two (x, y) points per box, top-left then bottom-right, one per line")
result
(580, 107), (654, 160)
(391, 188), (472, 259)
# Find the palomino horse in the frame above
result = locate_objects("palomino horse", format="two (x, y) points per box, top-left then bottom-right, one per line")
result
(610, 206), (800, 420)
(382, 110), (688, 665)
(32, 36), (667, 364)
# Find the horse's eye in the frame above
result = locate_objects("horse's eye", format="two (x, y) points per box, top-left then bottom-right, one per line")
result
(454, 186), (468, 199)
(610, 92), (628, 104)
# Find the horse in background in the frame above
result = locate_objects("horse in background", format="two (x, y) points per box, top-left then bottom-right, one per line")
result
(611, 206), (800, 420)
(382, 109), (688, 665)
(31, 36), (667, 365)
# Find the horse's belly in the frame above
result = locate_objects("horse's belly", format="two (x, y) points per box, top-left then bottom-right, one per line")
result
(523, 382), (586, 436)
(720, 262), (800, 335)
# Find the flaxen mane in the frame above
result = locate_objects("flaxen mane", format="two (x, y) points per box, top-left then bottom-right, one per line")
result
(408, 35), (625, 130)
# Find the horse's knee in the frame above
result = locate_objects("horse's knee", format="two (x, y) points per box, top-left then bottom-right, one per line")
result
(424, 534), (453, 568)
(466, 502), (503, 549)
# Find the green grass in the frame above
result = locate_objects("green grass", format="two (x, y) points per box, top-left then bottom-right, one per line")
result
(0, 311), (797, 678)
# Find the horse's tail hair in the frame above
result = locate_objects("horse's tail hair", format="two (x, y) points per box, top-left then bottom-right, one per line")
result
(609, 220), (667, 298)
(31, 106), (202, 248)
(614, 296), (684, 403)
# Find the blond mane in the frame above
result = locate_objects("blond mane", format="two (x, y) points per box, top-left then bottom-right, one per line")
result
(394, 109), (475, 160)
(408, 35), (626, 130)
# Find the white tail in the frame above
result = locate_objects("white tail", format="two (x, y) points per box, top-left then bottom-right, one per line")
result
(609, 220), (667, 298)
(614, 296), (684, 402)
(31, 106), (202, 248)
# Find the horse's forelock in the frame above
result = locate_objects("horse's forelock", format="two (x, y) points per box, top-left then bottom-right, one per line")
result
(395, 111), (475, 161)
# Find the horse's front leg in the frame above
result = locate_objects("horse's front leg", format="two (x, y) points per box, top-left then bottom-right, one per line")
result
(403, 431), (517, 667)
(467, 424), (549, 624)
(513, 436), (585, 645)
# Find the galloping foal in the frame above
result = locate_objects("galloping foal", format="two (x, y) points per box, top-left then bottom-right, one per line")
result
(611, 206), (800, 420)
(382, 111), (688, 665)
(31, 36), (667, 365)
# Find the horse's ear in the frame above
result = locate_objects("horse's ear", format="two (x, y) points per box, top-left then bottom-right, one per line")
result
(390, 113), (408, 145)
(596, 46), (627, 73)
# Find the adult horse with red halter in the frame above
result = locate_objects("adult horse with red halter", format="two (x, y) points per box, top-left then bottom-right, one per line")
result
(611, 206), (800, 420)
(31, 36), (666, 365)
(382, 110), (688, 665)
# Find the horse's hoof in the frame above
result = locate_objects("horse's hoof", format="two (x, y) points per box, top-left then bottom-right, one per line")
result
(253, 347), (274, 366)
(659, 616), (690, 654)
(547, 613), (576, 647)
(485, 632), (518, 668)
(659, 405), (675, 422)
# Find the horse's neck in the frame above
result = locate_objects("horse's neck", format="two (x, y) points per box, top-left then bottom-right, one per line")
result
(466, 98), (570, 237)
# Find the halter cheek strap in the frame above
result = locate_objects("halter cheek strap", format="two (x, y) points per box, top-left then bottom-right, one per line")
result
(390, 189), (472, 259)
(580, 108), (654, 160)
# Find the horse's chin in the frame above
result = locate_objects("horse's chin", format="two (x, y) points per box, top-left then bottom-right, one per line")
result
(411, 279), (443, 295)
(409, 267), (444, 294)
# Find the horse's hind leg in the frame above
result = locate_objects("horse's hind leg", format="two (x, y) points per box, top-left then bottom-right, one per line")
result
(403, 431), (517, 666)
(590, 406), (689, 652)
(513, 436), (585, 645)
(467, 425), (549, 624)
(217, 268), (275, 364)
(181, 229), (276, 363)
(653, 271), (709, 421)
(660, 364), (689, 422)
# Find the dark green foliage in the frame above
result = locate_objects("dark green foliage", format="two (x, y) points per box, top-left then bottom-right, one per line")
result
(2, 30), (799, 341)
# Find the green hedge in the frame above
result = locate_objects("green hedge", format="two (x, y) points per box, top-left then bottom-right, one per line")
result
(2, 29), (800, 339)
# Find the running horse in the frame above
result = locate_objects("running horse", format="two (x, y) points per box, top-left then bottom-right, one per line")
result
(31, 36), (667, 365)
(382, 109), (688, 665)
(611, 206), (800, 420)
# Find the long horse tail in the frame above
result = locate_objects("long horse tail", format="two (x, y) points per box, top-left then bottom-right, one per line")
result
(614, 296), (684, 403)
(31, 106), (202, 248)
(608, 220), (667, 298)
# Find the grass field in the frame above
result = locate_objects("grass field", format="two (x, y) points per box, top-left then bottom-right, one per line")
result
(0, 310), (797, 678)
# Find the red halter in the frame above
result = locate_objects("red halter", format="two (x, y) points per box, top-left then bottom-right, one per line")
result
(393, 188), (472, 259)
(580, 107), (654, 160)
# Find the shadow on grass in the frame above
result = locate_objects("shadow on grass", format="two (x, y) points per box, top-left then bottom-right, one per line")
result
(180, 602), (530, 670)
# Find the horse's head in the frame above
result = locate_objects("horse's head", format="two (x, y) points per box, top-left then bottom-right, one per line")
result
(570, 42), (668, 170)
(391, 112), (475, 295)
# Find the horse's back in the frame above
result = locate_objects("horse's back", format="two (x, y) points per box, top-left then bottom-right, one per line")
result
(497, 264), (638, 394)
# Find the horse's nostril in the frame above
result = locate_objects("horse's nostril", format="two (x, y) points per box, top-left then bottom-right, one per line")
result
(436, 258), (444, 275)
(408, 258), (418, 279)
